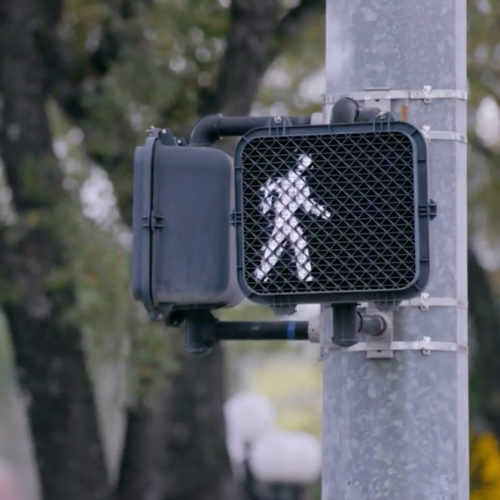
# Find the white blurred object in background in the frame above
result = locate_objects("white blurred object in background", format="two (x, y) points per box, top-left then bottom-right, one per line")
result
(224, 392), (275, 465)
(224, 392), (321, 499)
(476, 95), (500, 147)
(249, 430), (321, 485)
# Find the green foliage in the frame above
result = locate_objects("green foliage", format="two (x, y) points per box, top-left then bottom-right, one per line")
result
(468, 1), (500, 109)
(53, 194), (181, 404)
(468, 0), (500, 240)
(257, 12), (325, 115)
(60, 0), (230, 139)
(468, 0), (500, 425)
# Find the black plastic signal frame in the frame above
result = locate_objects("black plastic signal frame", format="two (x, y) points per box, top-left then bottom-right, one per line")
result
(232, 120), (434, 309)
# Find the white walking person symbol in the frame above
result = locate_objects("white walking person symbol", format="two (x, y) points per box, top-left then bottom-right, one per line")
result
(254, 153), (332, 283)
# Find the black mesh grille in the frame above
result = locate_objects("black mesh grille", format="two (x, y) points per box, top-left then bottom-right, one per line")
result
(238, 130), (417, 296)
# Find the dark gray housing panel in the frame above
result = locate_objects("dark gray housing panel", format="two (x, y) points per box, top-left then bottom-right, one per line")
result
(132, 138), (155, 310)
(131, 146), (145, 301)
(152, 145), (232, 304)
(132, 133), (241, 316)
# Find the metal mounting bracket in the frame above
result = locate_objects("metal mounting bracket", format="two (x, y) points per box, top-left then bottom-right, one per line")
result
(421, 125), (467, 144)
(363, 309), (394, 359)
(320, 307), (396, 359)
(321, 302), (467, 359)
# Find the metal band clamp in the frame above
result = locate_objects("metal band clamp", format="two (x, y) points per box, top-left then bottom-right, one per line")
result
(346, 337), (467, 355)
(398, 293), (468, 311)
(323, 86), (468, 104)
(357, 293), (468, 311)
(321, 336), (468, 360)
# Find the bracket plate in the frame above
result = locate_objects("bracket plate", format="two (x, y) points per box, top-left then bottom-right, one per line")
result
(421, 125), (467, 144)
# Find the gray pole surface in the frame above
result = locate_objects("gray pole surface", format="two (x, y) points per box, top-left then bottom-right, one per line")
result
(321, 2), (468, 499)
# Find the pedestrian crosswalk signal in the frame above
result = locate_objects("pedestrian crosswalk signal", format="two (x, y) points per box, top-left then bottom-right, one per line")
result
(233, 122), (435, 308)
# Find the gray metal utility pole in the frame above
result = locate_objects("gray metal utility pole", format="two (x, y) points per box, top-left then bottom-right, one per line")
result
(321, 1), (468, 499)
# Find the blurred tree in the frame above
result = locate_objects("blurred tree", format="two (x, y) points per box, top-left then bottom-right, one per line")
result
(467, 1), (500, 496)
(0, 0), (322, 499)
(0, 1), (110, 499)
(468, 0), (500, 441)
(12, 0), (500, 497)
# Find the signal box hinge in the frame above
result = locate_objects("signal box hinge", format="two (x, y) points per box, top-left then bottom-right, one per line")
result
(142, 211), (164, 232)
(418, 200), (437, 220)
(230, 211), (242, 226)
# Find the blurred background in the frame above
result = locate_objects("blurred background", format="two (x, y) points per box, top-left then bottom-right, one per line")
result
(0, 0), (499, 499)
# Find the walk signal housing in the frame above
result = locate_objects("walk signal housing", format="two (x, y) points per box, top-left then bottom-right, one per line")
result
(233, 121), (434, 310)
(132, 128), (241, 320)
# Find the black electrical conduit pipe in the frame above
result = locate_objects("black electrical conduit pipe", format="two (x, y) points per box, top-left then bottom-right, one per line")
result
(190, 113), (311, 146)
(184, 309), (386, 354)
(188, 99), (392, 147)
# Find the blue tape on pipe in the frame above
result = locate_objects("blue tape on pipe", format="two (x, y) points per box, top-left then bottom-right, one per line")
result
(287, 321), (296, 340)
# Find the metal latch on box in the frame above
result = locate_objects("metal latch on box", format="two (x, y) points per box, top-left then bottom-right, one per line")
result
(142, 211), (164, 232)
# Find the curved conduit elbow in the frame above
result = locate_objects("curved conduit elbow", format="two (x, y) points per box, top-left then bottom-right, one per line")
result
(189, 114), (311, 146)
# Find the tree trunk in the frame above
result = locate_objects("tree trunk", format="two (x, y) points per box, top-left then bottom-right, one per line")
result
(0, 1), (110, 498)
(3, 290), (110, 500)
(116, 395), (170, 500)
(162, 346), (244, 500)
